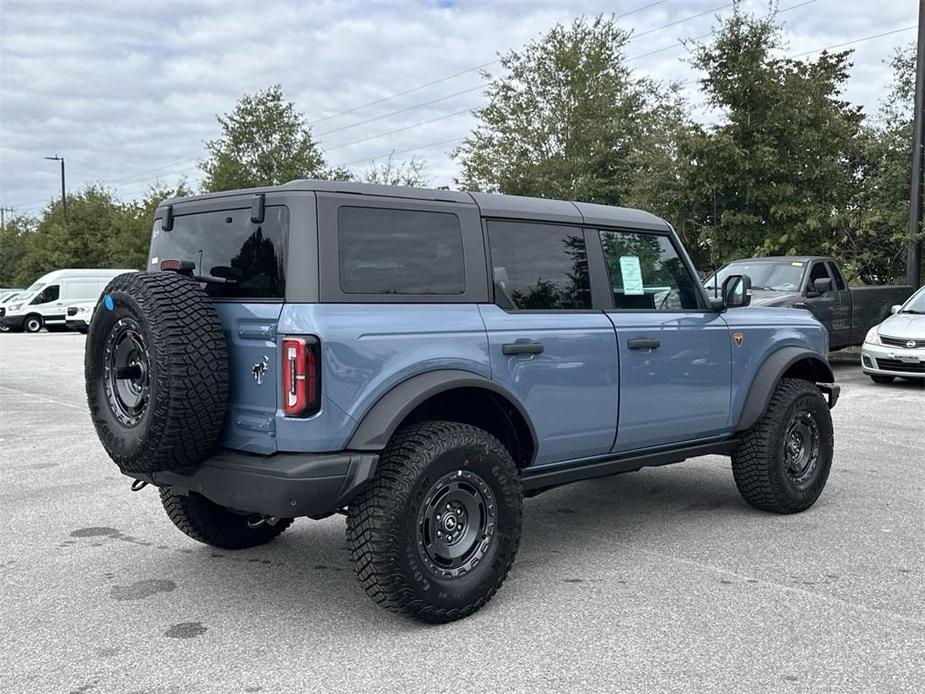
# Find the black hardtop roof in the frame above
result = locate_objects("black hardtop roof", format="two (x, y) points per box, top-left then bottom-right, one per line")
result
(159, 179), (671, 231)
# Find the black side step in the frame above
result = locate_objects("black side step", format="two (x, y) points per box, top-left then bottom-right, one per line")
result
(521, 439), (739, 492)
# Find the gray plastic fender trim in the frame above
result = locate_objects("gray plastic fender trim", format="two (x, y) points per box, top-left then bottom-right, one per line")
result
(735, 347), (835, 432)
(347, 369), (539, 456)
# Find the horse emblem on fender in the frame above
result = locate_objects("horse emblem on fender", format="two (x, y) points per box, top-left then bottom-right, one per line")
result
(733, 332), (744, 347)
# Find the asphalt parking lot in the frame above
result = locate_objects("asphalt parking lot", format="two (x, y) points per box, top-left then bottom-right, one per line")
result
(0, 332), (923, 694)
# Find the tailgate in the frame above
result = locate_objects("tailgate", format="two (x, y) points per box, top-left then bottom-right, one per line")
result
(214, 302), (284, 454)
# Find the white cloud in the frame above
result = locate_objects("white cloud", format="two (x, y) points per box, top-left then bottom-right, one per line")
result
(0, 0), (917, 213)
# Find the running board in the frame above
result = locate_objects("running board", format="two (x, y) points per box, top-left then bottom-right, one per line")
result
(521, 440), (739, 492)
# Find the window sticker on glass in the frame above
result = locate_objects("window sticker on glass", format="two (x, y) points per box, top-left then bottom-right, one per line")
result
(620, 256), (645, 295)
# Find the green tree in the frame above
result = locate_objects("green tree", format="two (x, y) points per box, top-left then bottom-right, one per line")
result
(361, 154), (429, 187)
(0, 215), (35, 286)
(12, 186), (136, 286)
(842, 45), (916, 283)
(455, 16), (677, 205)
(200, 84), (349, 192)
(681, 7), (864, 270)
(109, 182), (193, 270)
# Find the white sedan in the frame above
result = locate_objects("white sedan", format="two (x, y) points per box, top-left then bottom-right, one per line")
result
(862, 285), (925, 383)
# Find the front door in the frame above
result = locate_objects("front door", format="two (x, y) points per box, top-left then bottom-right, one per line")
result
(482, 220), (618, 466)
(596, 229), (732, 452)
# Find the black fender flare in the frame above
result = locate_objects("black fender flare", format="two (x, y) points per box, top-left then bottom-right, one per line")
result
(347, 369), (538, 455)
(735, 347), (835, 432)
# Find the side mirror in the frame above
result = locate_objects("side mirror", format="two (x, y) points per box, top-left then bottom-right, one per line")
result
(716, 273), (751, 310)
(890, 304), (902, 315)
(808, 277), (833, 297)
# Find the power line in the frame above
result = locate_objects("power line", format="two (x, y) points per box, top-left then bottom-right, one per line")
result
(321, 108), (474, 151)
(336, 137), (465, 169)
(308, 0), (670, 127)
(6, 0), (741, 205)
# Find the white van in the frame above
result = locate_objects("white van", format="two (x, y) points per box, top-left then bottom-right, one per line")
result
(0, 269), (136, 333)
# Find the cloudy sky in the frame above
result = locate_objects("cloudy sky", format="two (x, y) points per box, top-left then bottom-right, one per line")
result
(0, 0), (917, 215)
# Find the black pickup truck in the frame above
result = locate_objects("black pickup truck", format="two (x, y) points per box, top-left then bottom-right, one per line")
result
(706, 256), (913, 350)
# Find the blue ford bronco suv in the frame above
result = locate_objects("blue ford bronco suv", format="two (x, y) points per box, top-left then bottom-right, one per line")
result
(85, 180), (839, 623)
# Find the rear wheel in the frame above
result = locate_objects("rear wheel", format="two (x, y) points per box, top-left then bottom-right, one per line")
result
(346, 421), (523, 623)
(732, 378), (833, 514)
(869, 374), (894, 384)
(23, 315), (43, 333)
(160, 488), (292, 550)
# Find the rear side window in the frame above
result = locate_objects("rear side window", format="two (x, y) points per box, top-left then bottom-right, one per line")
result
(337, 206), (465, 295)
(149, 206), (288, 299)
(487, 221), (591, 310)
(599, 230), (700, 310)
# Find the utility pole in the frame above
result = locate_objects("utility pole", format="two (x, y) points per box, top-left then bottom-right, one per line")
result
(0, 206), (13, 230)
(44, 154), (67, 218)
(907, 0), (925, 288)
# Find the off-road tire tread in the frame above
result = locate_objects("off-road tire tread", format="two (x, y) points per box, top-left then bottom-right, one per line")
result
(731, 377), (832, 514)
(160, 488), (292, 549)
(346, 421), (523, 623)
(85, 272), (229, 473)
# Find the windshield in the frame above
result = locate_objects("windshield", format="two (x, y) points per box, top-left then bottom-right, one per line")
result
(900, 287), (925, 314)
(705, 261), (804, 292)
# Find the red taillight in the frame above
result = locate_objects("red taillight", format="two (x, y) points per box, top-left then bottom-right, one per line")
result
(282, 336), (320, 417)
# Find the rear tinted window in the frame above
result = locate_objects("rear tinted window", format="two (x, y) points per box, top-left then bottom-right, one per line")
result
(337, 206), (465, 295)
(149, 206), (287, 299)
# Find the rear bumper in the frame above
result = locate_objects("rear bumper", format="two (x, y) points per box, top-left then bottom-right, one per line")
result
(66, 318), (89, 331)
(133, 449), (379, 519)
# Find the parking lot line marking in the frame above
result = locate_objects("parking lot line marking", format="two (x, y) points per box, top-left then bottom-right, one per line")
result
(0, 384), (86, 411)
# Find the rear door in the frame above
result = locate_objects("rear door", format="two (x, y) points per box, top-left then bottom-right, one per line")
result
(481, 220), (618, 466)
(597, 228), (732, 452)
(149, 199), (289, 454)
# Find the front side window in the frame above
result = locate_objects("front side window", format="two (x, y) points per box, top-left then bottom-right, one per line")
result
(807, 262), (830, 290)
(338, 206), (465, 295)
(487, 221), (591, 310)
(33, 285), (60, 304)
(600, 231), (699, 310)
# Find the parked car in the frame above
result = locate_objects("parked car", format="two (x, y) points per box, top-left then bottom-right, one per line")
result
(0, 290), (24, 332)
(84, 181), (839, 623)
(65, 301), (96, 333)
(0, 269), (136, 333)
(705, 257), (912, 350)
(862, 285), (925, 383)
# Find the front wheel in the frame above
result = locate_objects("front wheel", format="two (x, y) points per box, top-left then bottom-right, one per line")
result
(23, 315), (43, 333)
(346, 421), (523, 623)
(732, 378), (833, 514)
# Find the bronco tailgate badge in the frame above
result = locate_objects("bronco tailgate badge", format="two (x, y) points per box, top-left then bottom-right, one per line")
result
(253, 356), (269, 385)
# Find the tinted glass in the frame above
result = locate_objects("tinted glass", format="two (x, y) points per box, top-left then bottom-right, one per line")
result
(600, 231), (699, 310)
(828, 262), (846, 290)
(808, 262), (829, 283)
(149, 206), (288, 299)
(338, 207), (465, 295)
(487, 221), (591, 310)
(33, 285), (59, 304)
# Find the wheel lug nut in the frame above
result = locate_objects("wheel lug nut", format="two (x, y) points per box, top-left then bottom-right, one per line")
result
(456, 508), (462, 515)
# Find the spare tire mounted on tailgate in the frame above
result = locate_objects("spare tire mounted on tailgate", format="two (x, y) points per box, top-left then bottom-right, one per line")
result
(85, 271), (229, 474)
